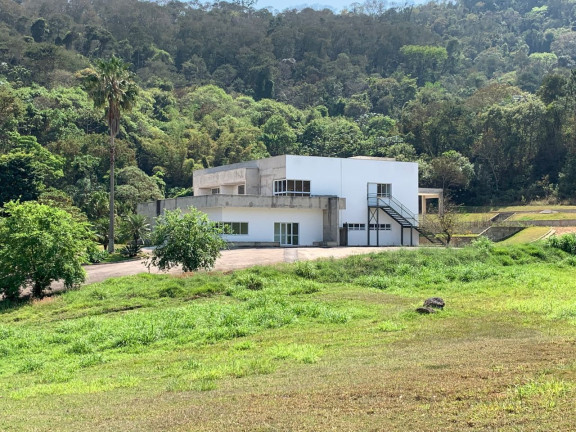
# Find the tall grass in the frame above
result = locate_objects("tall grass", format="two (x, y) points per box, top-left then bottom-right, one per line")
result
(0, 241), (574, 400)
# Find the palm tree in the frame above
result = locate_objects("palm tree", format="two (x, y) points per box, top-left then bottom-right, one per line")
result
(121, 213), (151, 257)
(79, 57), (138, 252)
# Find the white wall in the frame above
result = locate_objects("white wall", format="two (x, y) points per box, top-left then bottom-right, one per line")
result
(285, 155), (419, 246)
(201, 206), (324, 246)
(189, 155), (419, 247)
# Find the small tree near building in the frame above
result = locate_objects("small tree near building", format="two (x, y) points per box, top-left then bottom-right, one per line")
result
(147, 208), (227, 272)
(420, 198), (462, 246)
(0, 201), (95, 299)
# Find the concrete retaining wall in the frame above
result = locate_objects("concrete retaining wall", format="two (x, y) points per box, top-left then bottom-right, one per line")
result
(480, 226), (524, 242)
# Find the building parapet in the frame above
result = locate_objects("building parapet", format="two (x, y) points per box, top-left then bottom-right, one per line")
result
(137, 194), (346, 224)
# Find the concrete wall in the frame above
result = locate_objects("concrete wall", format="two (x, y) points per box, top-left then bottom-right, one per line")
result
(480, 226), (524, 242)
(194, 167), (260, 195)
(256, 155), (287, 196)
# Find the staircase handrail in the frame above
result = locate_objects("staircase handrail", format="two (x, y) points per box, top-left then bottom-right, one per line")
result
(367, 193), (419, 227)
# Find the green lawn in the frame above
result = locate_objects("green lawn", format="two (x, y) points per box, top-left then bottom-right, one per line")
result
(2, 243), (576, 431)
(509, 212), (576, 221)
(499, 227), (552, 245)
(495, 205), (576, 212)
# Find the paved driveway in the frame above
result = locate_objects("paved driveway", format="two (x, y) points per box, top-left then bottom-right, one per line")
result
(50, 246), (403, 291)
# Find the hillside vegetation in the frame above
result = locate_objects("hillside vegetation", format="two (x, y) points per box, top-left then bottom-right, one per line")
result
(2, 0), (576, 224)
(1, 242), (576, 430)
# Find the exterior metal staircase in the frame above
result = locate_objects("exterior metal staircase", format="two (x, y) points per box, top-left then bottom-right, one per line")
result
(368, 194), (445, 246)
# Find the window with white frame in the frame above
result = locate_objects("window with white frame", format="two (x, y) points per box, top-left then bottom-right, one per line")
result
(345, 223), (366, 231)
(237, 184), (245, 195)
(211, 187), (220, 195)
(273, 179), (311, 196)
(217, 222), (248, 235)
(377, 183), (391, 198)
(369, 223), (391, 230)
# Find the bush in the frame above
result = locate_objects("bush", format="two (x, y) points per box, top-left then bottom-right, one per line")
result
(147, 207), (227, 272)
(0, 201), (95, 299)
(547, 233), (576, 255)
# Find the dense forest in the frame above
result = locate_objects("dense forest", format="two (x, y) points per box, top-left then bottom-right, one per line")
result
(2, 0), (576, 226)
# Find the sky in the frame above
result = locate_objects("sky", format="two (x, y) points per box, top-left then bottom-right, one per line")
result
(255, 0), (429, 12)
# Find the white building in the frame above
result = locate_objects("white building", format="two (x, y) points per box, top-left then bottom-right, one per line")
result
(138, 155), (430, 247)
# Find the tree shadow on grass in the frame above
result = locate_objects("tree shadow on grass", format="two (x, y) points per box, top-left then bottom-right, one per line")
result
(0, 286), (70, 314)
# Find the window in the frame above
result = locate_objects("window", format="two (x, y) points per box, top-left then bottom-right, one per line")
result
(237, 185), (245, 195)
(377, 183), (391, 198)
(273, 179), (311, 196)
(369, 223), (391, 231)
(217, 222), (248, 235)
(211, 188), (220, 195)
(274, 222), (299, 245)
(345, 223), (366, 231)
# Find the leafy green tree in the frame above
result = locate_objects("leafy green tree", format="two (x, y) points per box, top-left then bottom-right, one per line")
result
(0, 201), (94, 299)
(78, 56), (139, 252)
(422, 150), (474, 195)
(300, 117), (366, 158)
(0, 83), (24, 145)
(0, 152), (44, 205)
(260, 114), (298, 156)
(30, 18), (48, 43)
(400, 45), (448, 85)
(147, 207), (227, 272)
(115, 166), (164, 215)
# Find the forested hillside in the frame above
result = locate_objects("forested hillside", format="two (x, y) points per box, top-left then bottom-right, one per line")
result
(2, 0), (576, 222)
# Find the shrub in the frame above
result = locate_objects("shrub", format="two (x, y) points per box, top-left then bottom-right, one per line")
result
(0, 201), (95, 299)
(547, 233), (576, 255)
(147, 207), (227, 272)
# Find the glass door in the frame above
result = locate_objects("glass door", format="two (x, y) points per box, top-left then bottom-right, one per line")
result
(274, 223), (299, 246)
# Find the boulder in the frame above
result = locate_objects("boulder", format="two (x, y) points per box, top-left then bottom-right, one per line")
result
(416, 307), (436, 314)
(423, 297), (445, 309)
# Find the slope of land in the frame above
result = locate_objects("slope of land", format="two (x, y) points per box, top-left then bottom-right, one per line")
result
(2, 243), (576, 431)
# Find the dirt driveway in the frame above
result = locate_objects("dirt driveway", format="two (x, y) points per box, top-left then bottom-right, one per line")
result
(51, 246), (402, 291)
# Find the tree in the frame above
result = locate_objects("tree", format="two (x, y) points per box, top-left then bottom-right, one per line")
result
(0, 201), (94, 299)
(420, 198), (462, 246)
(120, 213), (150, 257)
(422, 150), (474, 194)
(78, 56), (138, 253)
(147, 208), (227, 272)
(115, 166), (164, 216)
(30, 18), (48, 43)
(0, 153), (44, 205)
(399, 45), (448, 85)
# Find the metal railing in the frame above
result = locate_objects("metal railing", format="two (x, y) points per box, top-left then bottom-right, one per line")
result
(368, 193), (419, 227)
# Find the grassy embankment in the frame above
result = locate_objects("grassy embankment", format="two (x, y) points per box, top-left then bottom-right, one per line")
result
(2, 241), (576, 431)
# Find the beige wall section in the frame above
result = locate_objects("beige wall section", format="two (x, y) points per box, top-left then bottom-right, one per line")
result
(193, 155), (287, 197)
(194, 167), (258, 195)
(255, 155), (286, 196)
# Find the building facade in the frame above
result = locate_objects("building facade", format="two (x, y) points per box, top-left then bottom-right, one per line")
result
(137, 155), (422, 247)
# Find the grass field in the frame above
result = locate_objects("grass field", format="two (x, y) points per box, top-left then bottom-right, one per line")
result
(2, 242), (576, 431)
(495, 205), (576, 212)
(499, 227), (552, 245)
(508, 212), (576, 221)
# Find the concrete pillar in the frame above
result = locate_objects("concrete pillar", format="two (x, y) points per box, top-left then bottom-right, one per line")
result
(322, 197), (340, 246)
